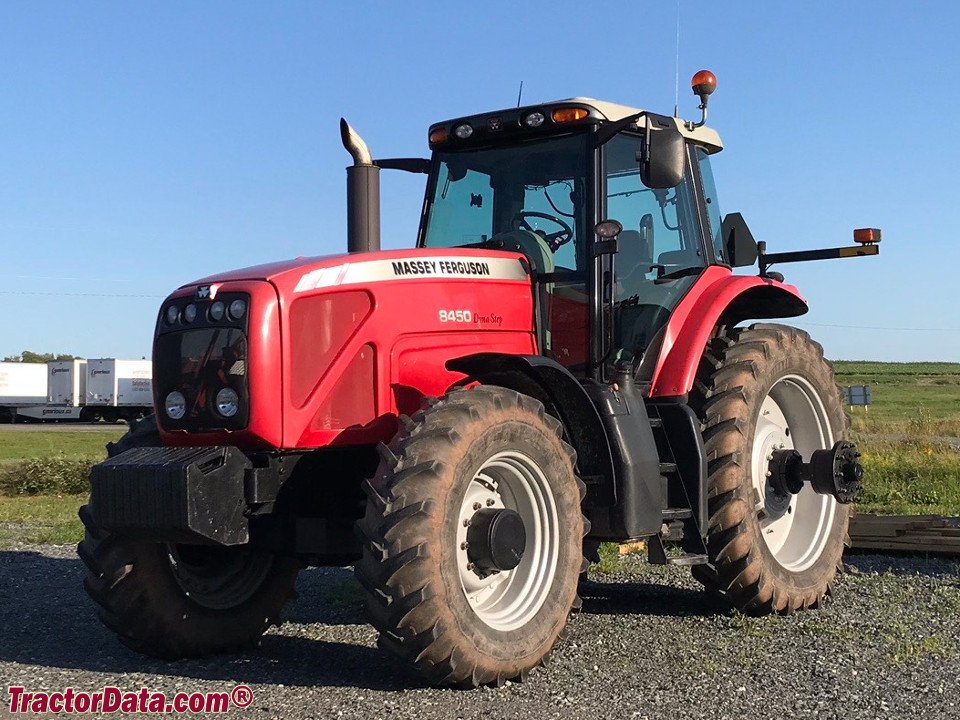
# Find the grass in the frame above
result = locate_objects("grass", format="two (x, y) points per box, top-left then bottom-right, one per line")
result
(0, 430), (116, 546)
(834, 360), (960, 437)
(0, 493), (85, 547)
(855, 439), (960, 515)
(0, 430), (121, 463)
(832, 360), (960, 516)
(590, 542), (624, 574)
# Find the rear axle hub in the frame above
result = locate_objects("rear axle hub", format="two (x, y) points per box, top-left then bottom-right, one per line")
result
(768, 441), (863, 504)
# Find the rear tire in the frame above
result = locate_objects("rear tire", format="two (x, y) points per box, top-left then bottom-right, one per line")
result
(78, 414), (300, 658)
(355, 386), (587, 687)
(691, 324), (850, 614)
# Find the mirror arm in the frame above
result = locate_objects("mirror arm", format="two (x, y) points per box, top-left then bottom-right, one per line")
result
(758, 241), (769, 276)
(758, 240), (881, 277)
(374, 158), (431, 174)
(592, 112), (645, 148)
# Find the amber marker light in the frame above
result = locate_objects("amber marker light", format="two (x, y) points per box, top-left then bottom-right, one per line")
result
(429, 127), (448, 144)
(552, 107), (589, 123)
(691, 70), (717, 98)
(853, 228), (882, 244)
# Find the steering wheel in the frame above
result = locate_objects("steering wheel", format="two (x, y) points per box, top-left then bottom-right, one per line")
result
(511, 211), (574, 251)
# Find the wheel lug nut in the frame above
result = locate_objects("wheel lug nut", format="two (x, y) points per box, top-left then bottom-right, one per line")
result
(765, 470), (772, 478)
(473, 502), (482, 511)
(466, 562), (475, 571)
(460, 541), (469, 550)
(486, 498), (495, 506)
(463, 519), (471, 527)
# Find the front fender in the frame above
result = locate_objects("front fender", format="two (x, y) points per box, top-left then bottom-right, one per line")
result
(649, 266), (808, 397)
(446, 353), (615, 506)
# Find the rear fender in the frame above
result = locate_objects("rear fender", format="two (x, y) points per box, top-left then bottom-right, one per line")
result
(649, 267), (808, 397)
(446, 353), (615, 507)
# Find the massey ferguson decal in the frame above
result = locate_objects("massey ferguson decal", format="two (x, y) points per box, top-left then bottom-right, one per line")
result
(391, 259), (492, 277)
(294, 256), (527, 293)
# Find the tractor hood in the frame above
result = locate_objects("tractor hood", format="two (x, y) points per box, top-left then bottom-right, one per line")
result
(183, 247), (531, 293)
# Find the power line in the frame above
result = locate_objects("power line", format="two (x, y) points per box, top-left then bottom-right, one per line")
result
(803, 322), (960, 332)
(0, 291), (164, 298)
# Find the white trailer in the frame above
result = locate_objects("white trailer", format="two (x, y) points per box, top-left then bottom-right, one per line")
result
(48, 359), (87, 406)
(17, 405), (85, 422)
(85, 358), (154, 422)
(0, 362), (48, 422)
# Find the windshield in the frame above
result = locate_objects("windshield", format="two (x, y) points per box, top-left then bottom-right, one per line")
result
(421, 134), (589, 272)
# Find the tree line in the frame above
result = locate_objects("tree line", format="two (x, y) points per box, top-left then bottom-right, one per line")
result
(3, 351), (80, 363)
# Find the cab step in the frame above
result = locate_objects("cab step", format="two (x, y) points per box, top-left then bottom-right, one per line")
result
(661, 507), (692, 520)
(667, 553), (709, 567)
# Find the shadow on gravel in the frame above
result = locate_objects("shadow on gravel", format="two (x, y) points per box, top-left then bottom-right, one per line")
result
(283, 566), (368, 626)
(0, 549), (412, 691)
(578, 579), (730, 618)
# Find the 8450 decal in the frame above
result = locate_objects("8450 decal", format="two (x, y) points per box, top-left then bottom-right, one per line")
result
(438, 309), (473, 323)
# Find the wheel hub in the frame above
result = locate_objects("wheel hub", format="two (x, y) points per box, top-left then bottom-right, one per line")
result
(768, 441), (863, 504)
(466, 508), (526, 573)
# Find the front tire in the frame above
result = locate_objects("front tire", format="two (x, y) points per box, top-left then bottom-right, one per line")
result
(691, 324), (850, 614)
(78, 415), (300, 658)
(355, 386), (587, 687)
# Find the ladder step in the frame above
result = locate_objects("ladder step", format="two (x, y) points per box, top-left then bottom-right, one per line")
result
(668, 553), (709, 567)
(659, 462), (678, 474)
(661, 507), (692, 520)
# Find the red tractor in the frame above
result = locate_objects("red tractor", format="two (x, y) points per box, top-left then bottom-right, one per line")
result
(79, 72), (878, 687)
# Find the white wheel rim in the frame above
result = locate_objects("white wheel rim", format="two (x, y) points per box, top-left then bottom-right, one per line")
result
(456, 450), (559, 631)
(750, 374), (836, 572)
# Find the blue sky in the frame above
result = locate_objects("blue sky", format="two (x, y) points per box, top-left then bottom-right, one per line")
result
(1, 1), (957, 362)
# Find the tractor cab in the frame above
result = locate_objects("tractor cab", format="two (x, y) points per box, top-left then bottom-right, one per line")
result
(418, 97), (725, 383)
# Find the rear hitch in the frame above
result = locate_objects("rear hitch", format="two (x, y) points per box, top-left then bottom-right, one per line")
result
(768, 441), (863, 504)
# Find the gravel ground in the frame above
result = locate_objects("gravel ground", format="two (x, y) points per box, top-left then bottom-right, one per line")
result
(1, 544), (958, 719)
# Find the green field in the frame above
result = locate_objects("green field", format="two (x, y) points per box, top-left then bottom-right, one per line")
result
(0, 430), (122, 546)
(1, 362), (959, 545)
(0, 493), (85, 546)
(831, 361), (960, 516)
(0, 430), (123, 463)
(834, 361), (960, 437)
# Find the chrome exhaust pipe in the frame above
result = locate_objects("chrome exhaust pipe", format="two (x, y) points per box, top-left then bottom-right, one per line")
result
(340, 118), (380, 253)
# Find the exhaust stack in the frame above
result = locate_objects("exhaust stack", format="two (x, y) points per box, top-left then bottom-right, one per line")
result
(340, 118), (380, 254)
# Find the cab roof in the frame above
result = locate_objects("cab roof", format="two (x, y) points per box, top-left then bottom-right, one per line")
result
(429, 97), (722, 153)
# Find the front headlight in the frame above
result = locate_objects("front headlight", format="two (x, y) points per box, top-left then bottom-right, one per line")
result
(165, 391), (186, 419)
(215, 388), (239, 418)
(228, 299), (246, 320)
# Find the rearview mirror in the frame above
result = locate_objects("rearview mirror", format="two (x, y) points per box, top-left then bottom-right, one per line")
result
(640, 127), (685, 189)
(722, 212), (758, 267)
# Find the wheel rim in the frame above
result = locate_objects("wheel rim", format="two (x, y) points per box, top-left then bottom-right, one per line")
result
(167, 545), (273, 610)
(750, 374), (836, 572)
(456, 450), (559, 631)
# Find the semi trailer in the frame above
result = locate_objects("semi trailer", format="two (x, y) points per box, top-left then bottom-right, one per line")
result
(3, 359), (153, 422)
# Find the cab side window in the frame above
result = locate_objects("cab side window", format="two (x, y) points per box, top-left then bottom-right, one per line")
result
(696, 148), (725, 264)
